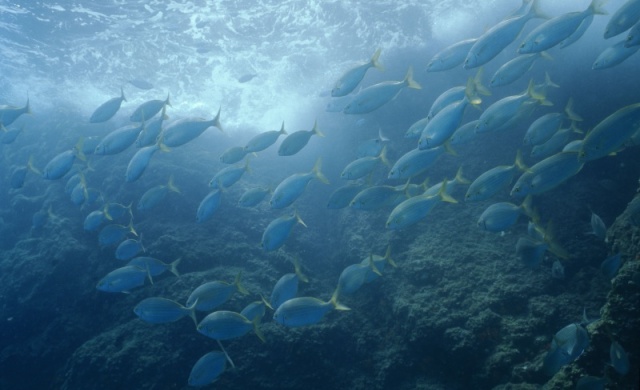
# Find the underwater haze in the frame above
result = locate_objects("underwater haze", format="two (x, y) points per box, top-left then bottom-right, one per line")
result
(1, 0), (640, 389)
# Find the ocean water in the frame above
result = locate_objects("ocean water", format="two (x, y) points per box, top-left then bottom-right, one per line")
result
(1, 1), (639, 389)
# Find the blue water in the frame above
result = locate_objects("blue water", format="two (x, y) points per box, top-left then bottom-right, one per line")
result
(1, 1), (639, 389)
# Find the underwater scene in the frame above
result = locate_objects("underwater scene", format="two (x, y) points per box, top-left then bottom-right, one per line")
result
(1, 0), (640, 389)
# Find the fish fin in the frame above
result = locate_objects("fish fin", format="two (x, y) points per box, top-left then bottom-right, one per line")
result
(444, 141), (458, 156)
(454, 166), (471, 185)
(379, 145), (390, 167)
(25, 98), (32, 115)
(157, 136), (171, 152)
(521, 195), (534, 217)
(514, 149), (530, 172)
(120, 87), (127, 102)
(213, 106), (223, 132)
(540, 51), (553, 61)
(564, 98), (583, 122)
(294, 210), (307, 228)
(169, 257), (182, 277)
(473, 68), (491, 96)
(167, 175), (181, 193)
(26, 155), (42, 175)
(74, 137), (87, 162)
(160, 105), (169, 120)
(368, 254), (382, 276)
(384, 245), (397, 267)
(186, 298), (198, 327)
(293, 256), (309, 283)
(570, 121), (583, 135)
(216, 340), (236, 368)
(164, 92), (172, 107)
(252, 316), (266, 343)
(438, 179), (458, 204)
(312, 158), (330, 184)
(404, 66), (421, 90)
(235, 271), (249, 295)
(279, 121), (287, 135)
(145, 262), (154, 285)
(465, 77), (482, 107)
(330, 289), (351, 311)
(530, 0), (551, 19)
(371, 48), (384, 71)
(260, 294), (274, 311)
(589, 0), (608, 15)
(378, 127), (390, 142)
(128, 220), (138, 237)
(311, 119), (325, 137)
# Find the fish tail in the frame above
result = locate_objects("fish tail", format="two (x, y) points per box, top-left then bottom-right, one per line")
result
(514, 149), (530, 172)
(371, 48), (384, 71)
(438, 179), (458, 204)
(169, 257), (182, 277)
(311, 120), (325, 137)
(186, 298), (198, 327)
(279, 121), (287, 135)
(465, 77), (482, 107)
(540, 51), (554, 62)
(144, 262), (154, 285)
(472, 68), (491, 96)
(167, 175), (181, 193)
(530, 0), (550, 19)
(74, 137), (87, 162)
(293, 256), (309, 283)
(444, 141), (458, 156)
(102, 204), (113, 221)
(330, 289), (350, 311)
(312, 158), (330, 185)
(379, 145), (390, 167)
(384, 245), (397, 267)
(528, 80), (553, 107)
(521, 195), (535, 218)
(564, 98), (584, 122)
(128, 220), (138, 237)
(235, 271), (249, 295)
(570, 121), (583, 135)
(164, 92), (172, 107)
(378, 127), (390, 142)
(26, 155), (42, 175)
(25, 98), (31, 115)
(213, 106), (224, 132)
(543, 72), (560, 89)
(160, 105), (169, 120)
(252, 316), (266, 343)
(120, 87), (127, 102)
(368, 254), (383, 276)
(589, 0), (608, 15)
(158, 137), (171, 152)
(404, 66), (421, 90)
(454, 166), (471, 185)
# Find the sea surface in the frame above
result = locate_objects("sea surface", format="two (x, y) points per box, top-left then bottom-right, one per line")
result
(1, 1), (639, 389)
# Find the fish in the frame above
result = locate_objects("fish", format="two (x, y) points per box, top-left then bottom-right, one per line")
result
(327, 182), (368, 209)
(43, 139), (86, 180)
(161, 108), (223, 148)
(127, 257), (181, 278)
(464, 0), (546, 68)
(238, 73), (258, 83)
(343, 67), (421, 114)
(95, 123), (145, 155)
(326, 95), (352, 113)
(490, 52), (552, 87)
(188, 351), (227, 387)
(31, 206), (53, 230)
(592, 39), (640, 69)
(587, 211), (607, 241)
(575, 376), (608, 390)
(336, 257), (380, 297)
(475, 80), (551, 134)
(543, 322), (590, 376)
(419, 78), (481, 149)
(105, 202), (132, 221)
(240, 296), (272, 322)
(604, 0), (640, 39)
(610, 341), (630, 375)
(125, 140), (170, 182)
(388, 144), (453, 180)
(1, 125), (23, 144)
(9, 156), (40, 189)
(516, 236), (548, 267)
(137, 176), (180, 211)
(196, 189), (223, 223)
(220, 145), (248, 164)
(89, 89), (126, 123)
(579, 103), (640, 162)
(209, 158), (251, 189)
(134, 106), (167, 148)
(360, 246), (396, 283)
(559, 14), (594, 49)
(449, 120), (481, 146)
(130, 93), (171, 122)
(273, 292), (349, 328)
(551, 260), (565, 279)
(625, 20), (640, 47)
(134, 297), (197, 325)
(270, 257), (308, 309)
(244, 122), (287, 153)
(197, 310), (265, 342)
(523, 99), (583, 145)
(83, 207), (112, 232)
(70, 178), (89, 206)
(356, 128), (389, 158)
(332, 48), (384, 97)
(270, 158), (329, 209)
(81, 136), (102, 155)
(0, 98), (30, 126)
(530, 123), (582, 160)
(115, 235), (145, 261)
(96, 265), (151, 293)
(477, 196), (533, 233)
(261, 210), (307, 252)
(238, 187), (271, 208)
(518, 0), (608, 54)
(600, 253), (622, 280)
(187, 273), (249, 312)
(422, 167), (470, 198)
(350, 182), (408, 211)
(465, 150), (528, 202)
(426, 38), (477, 72)
(562, 139), (583, 152)
(386, 180), (457, 230)
(277, 120), (324, 156)
(511, 151), (584, 197)
(340, 146), (389, 180)
(99, 221), (136, 248)
(126, 79), (154, 90)
(405, 116), (430, 139)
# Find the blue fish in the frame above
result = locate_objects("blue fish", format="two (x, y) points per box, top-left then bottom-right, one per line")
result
(261, 211), (307, 252)
(130, 93), (170, 122)
(600, 253), (622, 280)
(89, 89), (125, 123)
(343, 67), (421, 114)
(98, 222), (136, 248)
(115, 236), (145, 261)
(209, 159), (250, 189)
(196, 189), (222, 223)
(543, 323), (589, 376)
(610, 341), (630, 375)
(0, 98), (30, 126)
(277, 120), (324, 156)
(240, 297), (271, 322)
(426, 38), (476, 72)
(238, 187), (271, 208)
(270, 258), (308, 309)
(43, 139), (86, 180)
(188, 351), (227, 387)
(161, 108), (223, 148)
(96, 265), (151, 293)
(331, 48), (384, 97)
(327, 182), (368, 209)
(273, 293), (349, 328)
(127, 257), (181, 278)
(137, 177), (180, 212)
(94, 123), (144, 155)
(197, 311), (265, 342)
(477, 197), (532, 233)
(270, 159), (329, 209)
(125, 141), (169, 183)
(220, 145), (248, 164)
(187, 273), (248, 312)
(134, 297), (196, 325)
(134, 107), (167, 148)
(244, 122), (287, 153)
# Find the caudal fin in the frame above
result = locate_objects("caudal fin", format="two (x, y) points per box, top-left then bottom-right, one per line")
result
(404, 66), (422, 90)
(312, 158), (330, 185)
(371, 48), (385, 71)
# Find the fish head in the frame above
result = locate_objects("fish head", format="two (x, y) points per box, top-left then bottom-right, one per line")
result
(463, 54), (476, 69)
